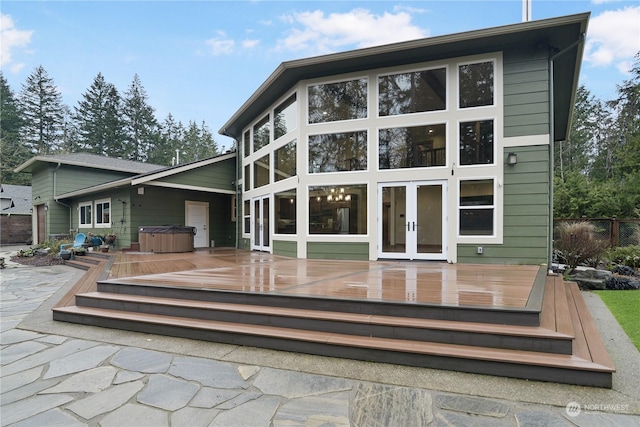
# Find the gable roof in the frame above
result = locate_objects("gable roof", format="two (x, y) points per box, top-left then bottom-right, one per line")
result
(55, 151), (237, 200)
(14, 152), (165, 174)
(0, 184), (32, 215)
(220, 13), (589, 143)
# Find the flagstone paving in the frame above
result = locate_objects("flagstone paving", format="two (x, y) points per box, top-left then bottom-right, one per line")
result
(1, 247), (639, 426)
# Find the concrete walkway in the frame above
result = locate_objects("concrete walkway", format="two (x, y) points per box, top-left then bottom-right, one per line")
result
(1, 245), (639, 426)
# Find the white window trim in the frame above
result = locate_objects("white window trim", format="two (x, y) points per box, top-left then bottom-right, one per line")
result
(457, 177), (497, 240)
(307, 128), (370, 175)
(94, 198), (111, 229)
(376, 121), (449, 172)
(457, 117), (497, 168)
(456, 58), (497, 111)
(78, 201), (92, 228)
(306, 182), (369, 238)
(306, 75), (370, 126)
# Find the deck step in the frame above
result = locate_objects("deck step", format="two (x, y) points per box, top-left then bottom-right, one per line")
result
(74, 291), (573, 354)
(52, 304), (614, 388)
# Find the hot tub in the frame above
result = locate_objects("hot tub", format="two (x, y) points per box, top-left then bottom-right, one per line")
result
(138, 225), (195, 253)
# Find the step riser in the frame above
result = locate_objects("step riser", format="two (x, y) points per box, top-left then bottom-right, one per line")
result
(97, 282), (541, 326)
(52, 310), (611, 388)
(75, 295), (572, 354)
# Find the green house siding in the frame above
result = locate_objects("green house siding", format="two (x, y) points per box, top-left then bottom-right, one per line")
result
(503, 50), (549, 138)
(158, 158), (235, 192)
(273, 240), (297, 258)
(307, 242), (369, 260)
(458, 145), (550, 265)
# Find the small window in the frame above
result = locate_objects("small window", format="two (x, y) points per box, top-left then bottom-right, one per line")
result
(253, 154), (270, 188)
(459, 179), (494, 236)
(253, 115), (270, 152)
(379, 68), (446, 116)
(244, 164), (250, 192)
(79, 202), (92, 227)
(308, 78), (367, 124)
(308, 184), (367, 235)
(274, 95), (297, 140)
(275, 190), (296, 235)
(309, 131), (367, 173)
(243, 200), (251, 234)
(459, 61), (494, 108)
(95, 199), (110, 228)
(243, 130), (250, 158)
(459, 120), (494, 165)
(379, 124), (446, 169)
(274, 140), (296, 182)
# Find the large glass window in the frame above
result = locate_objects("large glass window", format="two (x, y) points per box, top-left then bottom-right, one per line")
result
(253, 154), (270, 188)
(308, 185), (367, 235)
(308, 78), (367, 124)
(243, 130), (250, 158)
(309, 131), (367, 173)
(253, 115), (270, 152)
(379, 124), (446, 169)
(79, 202), (92, 227)
(95, 199), (110, 227)
(459, 120), (494, 165)
(459, 61), (494, 108)
(274, 140), (296, 182)
(459, 179), (494, 236)
(275, 190), (296, 235)
(274, 95), (297, 140)
(378, 68), (446, 116)
(243, 200), (250, 234)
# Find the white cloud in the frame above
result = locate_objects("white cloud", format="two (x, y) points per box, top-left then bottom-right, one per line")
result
(0, 14), (33, 70)
(242, 39), (260, 49)
(205, 31), (235, 55)
(584, 6), (640, 74)
(276, 8), (428, 55)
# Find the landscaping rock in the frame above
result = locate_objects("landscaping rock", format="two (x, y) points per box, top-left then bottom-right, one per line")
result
(568, 268), (612, 290)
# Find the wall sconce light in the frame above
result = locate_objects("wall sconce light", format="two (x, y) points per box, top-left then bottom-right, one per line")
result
(507, 152), (518, 166)
(44, 204), (48, 211)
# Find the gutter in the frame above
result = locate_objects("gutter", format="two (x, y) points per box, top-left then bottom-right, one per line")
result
(547, 32), (586, 272)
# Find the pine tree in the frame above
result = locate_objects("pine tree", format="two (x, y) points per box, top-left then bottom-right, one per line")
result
(75, 73), (124, 155)
(0, 73), (30, 185)
(122, 74), (157, 161)
(18, 66), (66, 155)
(148, 114), (184, 165)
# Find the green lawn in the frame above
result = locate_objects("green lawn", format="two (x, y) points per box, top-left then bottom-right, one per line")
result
(593, 290), (640, 351)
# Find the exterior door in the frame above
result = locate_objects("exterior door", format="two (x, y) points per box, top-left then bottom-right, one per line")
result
(252, 195), (270, 252)
(379, 181), (446, 260)
(36, 204), (46, 244)
(186, 201), (209, 248)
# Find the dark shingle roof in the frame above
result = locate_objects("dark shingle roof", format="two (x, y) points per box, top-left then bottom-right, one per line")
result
(14, 153), (165, 174)
(0, 184), (32, 215)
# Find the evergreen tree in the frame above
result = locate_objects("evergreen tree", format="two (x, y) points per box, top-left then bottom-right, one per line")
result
(181, 120), (219, 163)
(0, 73), (30, 185)
(122, 74), (157, 161)
(18, 66), (66, 154)
(148, 114), (184, 165)
(75, 73), (124, 155)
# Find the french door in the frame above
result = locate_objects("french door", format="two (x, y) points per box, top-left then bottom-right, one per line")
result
(252, 195), (270, 252)
(379, 181), (447, 260)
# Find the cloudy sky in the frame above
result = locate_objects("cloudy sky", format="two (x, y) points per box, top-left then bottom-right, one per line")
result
(2, 1), (639, 149)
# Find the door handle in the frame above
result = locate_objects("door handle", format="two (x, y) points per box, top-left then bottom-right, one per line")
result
(412, 222), (416, 231)
(407, 222), (411, 231)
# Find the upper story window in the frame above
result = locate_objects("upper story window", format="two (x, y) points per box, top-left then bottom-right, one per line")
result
(243, 130), (250, 158)
(244, 164), (250, 192)
(254, 154), (270, 188)
(253, 115), (270, 152)
(378, 68), (446, 116)
(79, 202), (92, 227)
(274, 95), (297, 140)
(309, 131), (367, 173)
(95, 199), (110, 227)
(459, 61), (494, 108)
(379, 124), (446, 170)
(459, 119), (494, 165)
(274, 140), (296, 182)
(308, 78), (367, 124)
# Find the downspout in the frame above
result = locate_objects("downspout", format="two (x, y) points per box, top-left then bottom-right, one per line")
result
(234, 139), (240, 249)
(53, 162), (73, 234)
(547, 33), (585, 272)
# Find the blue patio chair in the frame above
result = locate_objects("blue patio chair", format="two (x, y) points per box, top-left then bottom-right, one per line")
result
(59, 233), (87, 259)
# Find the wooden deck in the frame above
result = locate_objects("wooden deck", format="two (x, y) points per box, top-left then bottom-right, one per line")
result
(52, 248), (615, 387)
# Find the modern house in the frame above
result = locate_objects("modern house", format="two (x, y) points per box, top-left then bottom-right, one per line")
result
(221, 13), (588, 266)
(14, 152), (237, 250)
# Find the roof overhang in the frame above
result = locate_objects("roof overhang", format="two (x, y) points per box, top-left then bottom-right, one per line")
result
(14, 156), (153, 174)
(220, 13), (589, 143)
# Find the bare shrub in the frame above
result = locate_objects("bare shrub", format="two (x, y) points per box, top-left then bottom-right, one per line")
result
(554, 221), (609, 268)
